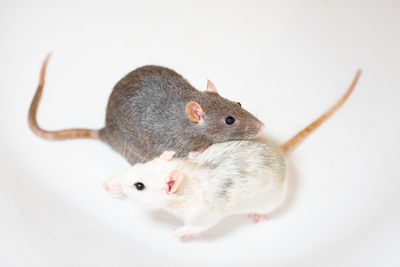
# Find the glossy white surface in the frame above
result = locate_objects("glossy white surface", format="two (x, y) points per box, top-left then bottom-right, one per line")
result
(1, 0), (399, 266)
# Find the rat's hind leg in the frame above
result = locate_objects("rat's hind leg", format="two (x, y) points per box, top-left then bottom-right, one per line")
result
(248, 213), (269, 223)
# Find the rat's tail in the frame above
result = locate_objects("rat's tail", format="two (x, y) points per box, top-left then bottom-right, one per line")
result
(28, 53), (99, 140)
(280, 70), (361, 153)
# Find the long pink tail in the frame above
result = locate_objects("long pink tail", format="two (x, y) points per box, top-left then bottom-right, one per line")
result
(280, 70), (361, 153)
(28, 53), (99, 140)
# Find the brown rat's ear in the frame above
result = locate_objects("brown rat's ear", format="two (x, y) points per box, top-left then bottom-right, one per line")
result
(206, 79), (217, 93)
(165, 169), (184, 194)
(185, 102), (205, 123)
(159, 151), (176, 161)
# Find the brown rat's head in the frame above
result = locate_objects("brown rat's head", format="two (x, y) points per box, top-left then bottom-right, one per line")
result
(185, 80), (264, 142)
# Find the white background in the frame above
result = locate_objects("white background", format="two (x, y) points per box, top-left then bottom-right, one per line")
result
(1, 0), (399, 266)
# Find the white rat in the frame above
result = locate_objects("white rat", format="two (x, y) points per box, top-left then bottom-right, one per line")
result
(103, 71), (361, 240)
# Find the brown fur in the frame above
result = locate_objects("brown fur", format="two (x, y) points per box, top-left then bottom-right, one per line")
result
(28, 54), (263, 165)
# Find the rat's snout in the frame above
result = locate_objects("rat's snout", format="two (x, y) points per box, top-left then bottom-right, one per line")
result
(244, 121), (265, 137)
(257, 121), (265, 133)
(102, 181), (111, 192)
(102, 180), (127, 199)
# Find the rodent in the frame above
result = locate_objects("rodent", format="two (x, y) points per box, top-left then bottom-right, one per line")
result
(102, 70), (361, 240)
(28, 53), (264, 165)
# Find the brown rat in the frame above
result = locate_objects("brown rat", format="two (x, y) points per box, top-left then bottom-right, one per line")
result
(103, 70), (361, 240)
(28, 54), (264, 164)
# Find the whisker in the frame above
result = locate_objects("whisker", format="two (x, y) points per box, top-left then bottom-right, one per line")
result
(122, 140), (128, 158)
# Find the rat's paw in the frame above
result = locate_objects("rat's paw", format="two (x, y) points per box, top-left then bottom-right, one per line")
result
(180, 234), (193, 241)
(248, 213), (269, 223)
(172, 227), (193, 241)
(188, 144), (212, 159)
(172, 225), (207, 241)
(188, 151), (202, 159)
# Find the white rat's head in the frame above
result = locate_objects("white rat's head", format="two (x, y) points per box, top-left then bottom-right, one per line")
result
(102, 151), (185, 209)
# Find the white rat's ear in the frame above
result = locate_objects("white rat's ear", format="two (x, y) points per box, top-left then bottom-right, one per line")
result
(206, 79), (217, 93)
(185, 102), (205, 123)
(165, 169), (184, 194)
(159, 151), (176, 161)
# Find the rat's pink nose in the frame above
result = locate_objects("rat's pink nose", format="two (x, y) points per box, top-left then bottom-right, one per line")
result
(257, 122), (265, 133)
(102, 181), (110, 192)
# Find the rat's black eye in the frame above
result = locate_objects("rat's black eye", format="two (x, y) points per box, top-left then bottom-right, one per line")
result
(237, 102), (241, 107)
(134, 182), (145, 191)
(225, 116), (235, 125)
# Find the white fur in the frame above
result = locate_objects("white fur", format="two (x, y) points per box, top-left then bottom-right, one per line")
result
(103, 135), (287, 238)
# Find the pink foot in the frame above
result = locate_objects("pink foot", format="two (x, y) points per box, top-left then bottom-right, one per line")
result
(248, 213), (269, 223)
(172, 228), (194, 241)
(180, 234), (193, 241)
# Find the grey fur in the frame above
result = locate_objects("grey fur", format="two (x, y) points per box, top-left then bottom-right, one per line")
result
(201, 161), (219, 170)
(218, 178), (234, 200)
(99, 65), (263, 165)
